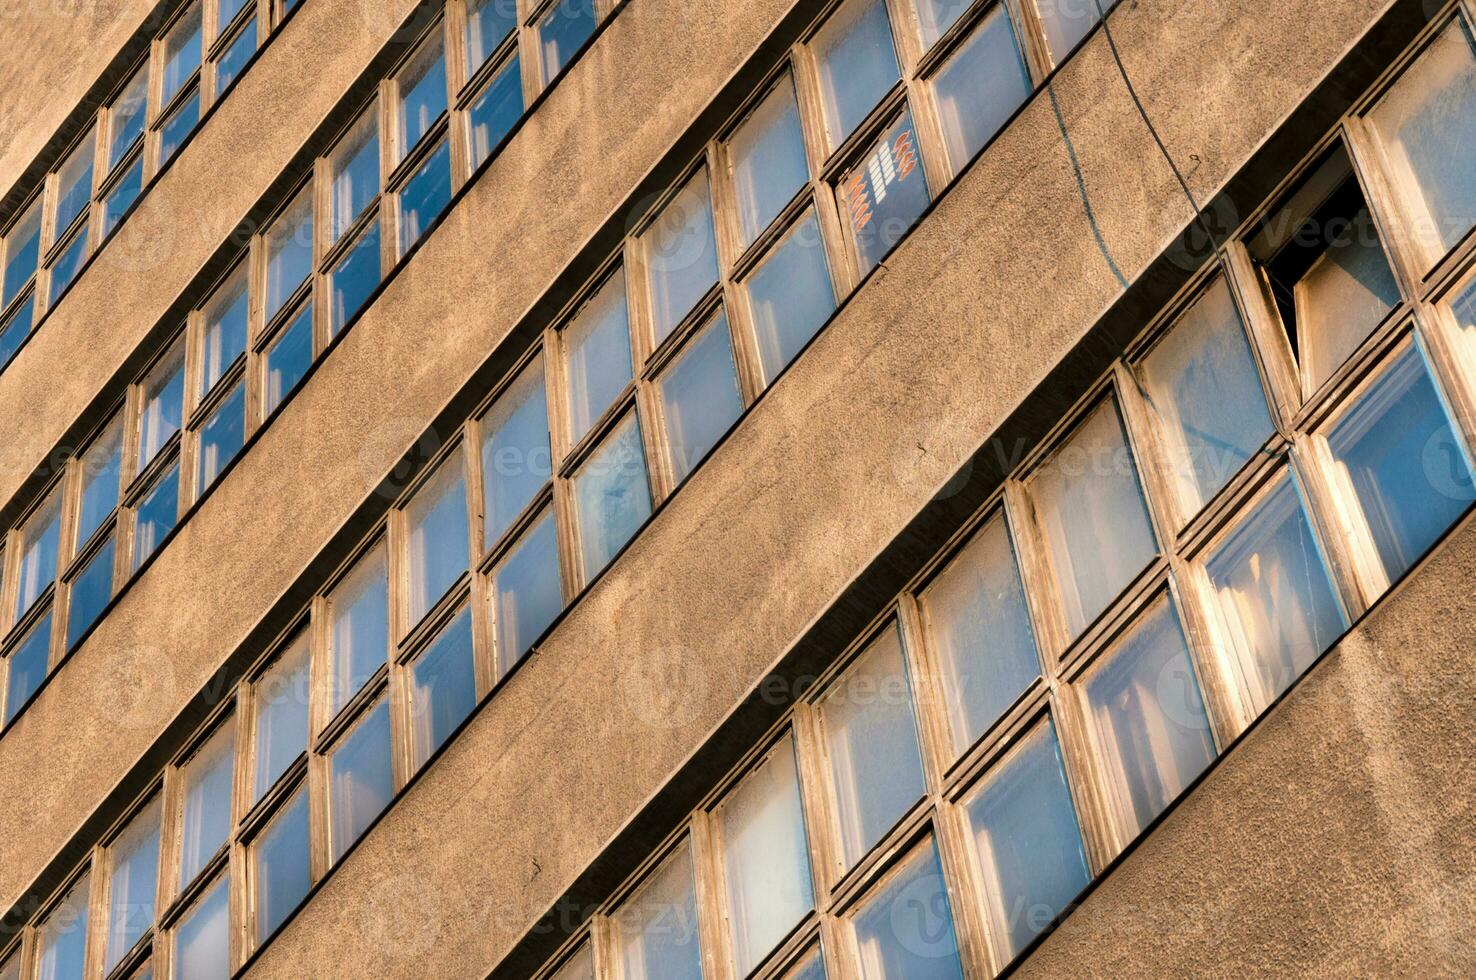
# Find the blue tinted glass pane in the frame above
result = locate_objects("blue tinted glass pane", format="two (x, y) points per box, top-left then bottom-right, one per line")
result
(659, 312), (742, 483)
(264, 303), (314, 414)
(331, 220), (381, 334)
(253, 635), (310, 802)
(398, 39), (448, 158)
(162, 6), (203, 105)
(1038, 0), (1119, 63)
(329, 699), (394, 860)
(159, 90), (201, 168)
(965, 719), (1090, 958)
(469, 55), (523, 169)
(105, 801), (160, 974)
(914, 0), (970, 46)
(201, 273), (249, 399)
(729, 75), (808, 247)
(617, 844), (703, 980)
(66, 536), (116, 651)
(139, 354), (185, 472)
(398, 140), (453, 254)
(492, 509), (562, 677)
(109, 68), (149, 169)
(15, 492), (62, 621)
(1327, 344), (1476, 583)
(405, 455), (469, 629)
(178, 720), (234, 889)
(933, 5), (1032, 170)
(481, 357), (552, 545)
(103, 156), (144, 236)
(0, 294), (36, 369)
(467, 0), (518, 70)
(852, 840), (962, 979)
(785, 949), (827, 980)
(573, 413), (652, 579)
(410, 608), (476, 767)
(329, 546), (389, 718)
(563, 272), (631, 446)
(538, 0), (597, 84)
(197, 382), (246, 494)
(255, 787), (310, 942)
(2, 202), (41, 308)
(174, 874), (228, 980)
(49, 225), (90, 305)
(78, 423), (123, 547)
(746, 211), (836, 383)
(215, 19), (257, 95)
(54, 141), (95, 237)
(330, 112), (380, 244)
(4, 612), (52, 723)
(133, 465), (180, 572)
(265, 193), (313, 323)
(218, 0), (250, 31)
(840, 110), (929, 273)
(645, 171), (719, 344)
(37, 875), (90, 980)
(815, 0), (900, 146)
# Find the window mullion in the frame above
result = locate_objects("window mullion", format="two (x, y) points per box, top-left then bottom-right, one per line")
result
(1010, 0), (1058, 81)
(1287, 433), (1381, 615)
(688, 810), (735, 980)
(931, 793), (996, 980)
(1221, 241), (1303, 431)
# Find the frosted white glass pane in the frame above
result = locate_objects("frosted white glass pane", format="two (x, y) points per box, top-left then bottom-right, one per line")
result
(37, 873), (90, 980)
(329, 698), (394, 861)
(932, 4), (1032, 171)
(405, 453), (469, 631)
(254, 786), (311, 942)
(1031, 399), (1157, 639)
(819, 624), (926, 868)
(564, 271), (632, 446)
(573, 412), (652, 579)
(616, 843), (703, 980)
(173, 873), (228, 980)
(481, 355), (553, 546)
(106, 799), (161, 973)
(329, 544), (389, 717)
(643, 171), (719, 345)
(729, 75), (808, 247)
(658, 311), (743, 484)
(851, 839), (962, 979)
(179, 718), (234, 889)
(253, 631), (310, 802)
(409, 607), (476, 768)
(814, 0), (900, 148)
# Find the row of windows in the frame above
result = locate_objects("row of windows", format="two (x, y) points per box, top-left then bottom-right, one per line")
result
(0, 0), (304, 373)
(0, 0), (614, 730)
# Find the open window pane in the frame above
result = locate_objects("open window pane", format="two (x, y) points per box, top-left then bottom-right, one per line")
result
(746, 209), (836, 384)
(643, 170), (719, 345)
(66, 536), (116, 651)
(818, 624), (926, 869)
(405, 452), (469, 630)
(481, 355), (552, 545)
(397, 138), (453, 254)
(919, 512), (1040, 756)
(253, 785), (311, 943)
(563, 271), (631, 447)
(468, 54), (524, 169)
(1369, 18), (1476, 271)
(467, 0), (519, 74)
(572, 411), (652, 580)
(814, 0), (900, 148)
(108, 65), (149, 169)
(161, 3), (203, 105)
(14, 487), (62, 621)
(716, 734), (814, 977)
(196, 381), (246, 495)
(1035, 0), (1117, 64)
(173, 872), (229, 980)
(963, 718), (1089, 960)
(329, 698), (394, 861)
(1324, 342), (1476, 586)
(263, 301), (314, 415)
(265, 190), (314, 325)
(200, 267), (249, 400)
(1138, 277), (1274, 521)
(103, 156), (144, 235)
(328, 544), (389, 718)
(729, 75), (808, 248)
(838, 109), (930, 274)
(615, 842), (703, 980)
(330, 218), (381, 334)
(491, 508), (563, 677)
(538, 0), (598, 85)
(53, 129), (95, 238)
(105, 798), (161, 974)
(409, 607), (477, 768)
(1205, 471), (1345, 710)
(1031, 398), (1157, 639)
(132, 462), (181, 573)
(658, 311), (743, 484)
(1081, 596), (1216, 837)
(178, 718), (235, 889)
(932, 4), (1032, 172)
(4, 611), (52, 724)
(329, 108), (381, 245)
(396, 33), (448, 161)
(850, 839), (962, 979)
(253, 631), (311, 802)
(2, 199), (41, 308)
(158, 90), (201, 168)
(37, 872), (90, 980)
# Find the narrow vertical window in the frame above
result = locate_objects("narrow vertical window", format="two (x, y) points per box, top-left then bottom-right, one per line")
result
(0, 296), (35, 370)
(173, 872), (229, 979)
(36, 873), (91, 980)
(160, 3), (204, 106)
(53, 128), (96, 240)
(744, 209), (836, 385)
(396, 32), (448, 162)
(262, 302), (314, 415)
(65, 536), (116, 651)
(913, 0), (969, 47)
(102, 157), (145, 235)
(107, 64), (149, 170)
(404, 451), (470, 631)
(264, 189), (314, 325)
(836, 109), (931, 273)
(177, 717), (235, 889)
(252, 631), (311, 803)
(481, 355), (553, 547)
(548, 944), (594, 980)
(537, 0), (598, 86)
(14, 487), (62, 621)
(490, 508), (563, 677)
(4, 611), (53, 724)
(658, 310), (743, 484)
(813, 0), (901, 149)
(131, 462), (181, 572)
(2, 199), (42, 309)
(468, 54), (524, 168)
(329, 108), (381, 246)
(252, 785), (311, 943)
(572, 411), (652, 580)
(213, 16), (258, 94)
(727, 75), (808, 249)
(105, 798), (161, 974)
(195, 381), (246, 494)
(328, 698), (394, 861)
(330, 219), (382, 334)
(466, 0), (519, 74)
(408, 607), (477, 768)
(563, 272), (632, 447)
(615, 842), (703, 979)
(138, 347), (185, 472)
(328, 544), (390, 718)
(397, 138), (453, 254)
(642, 170), (719, 345)
(1035, 0), (1118, 65)
(850, 839), (962, 978)
(200, 266), (250, 400)
(157, 91), (201, 168)
(931, 5), (1032, 172)
(48, 224), (91, 305)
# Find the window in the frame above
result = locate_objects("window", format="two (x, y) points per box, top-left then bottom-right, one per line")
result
(2, 199), (41, 309)
(53, 128), (96, 239)
(1453, 273), (1476, 362)
(14, 487), (62, 621)
(481, 355), (553, 546)
(160, 3), (203, 106)
(913, 0), (969, 47)
(468, 54), (524, 168)
(48, 225), (91, 305)
(214, 16), (258, 94)
(200, 266), (249, 400)
(397, 138), (453, 255)
(714, 734), (814, 976)
(918, 511), (1040, 755)
(549, 944), (595, 980)
(962, 718), (1089, 960)
(65, 536), (116, 651)
(329, 108), (381, 245)
(177, 717), (234, 889)
(836, 109), (930, 273)
(218, 0), (252, 33)
(727, 75), (808, 249)
(408, 607), (477, 768)
(1137, 276), (1275, 522)
(536, 0), (598, 85)
(196, 380), (246, 493)
(37, 873), (91, 980)
(103, 156), (145, 235)
(490, 508), (562, 677)
(572, 411), (652, 581)
(744, 209), (836, 383)
(108, 64), (149, 170)
(264, 189), (314, 325)
(138, 346), (185, 472)
(783, 948), (826, 980)
(642, 170), (719, 345)
(396, 33), (448, 162)
(849, 839), (962, 979)
(157, 90), (201, 168)
(403, 451), (470, 631)
(614, 842), (703, 979)
(262, 301), (314, 415)
(1029, 397), (1157, 640)
(252, 785), (311, 943)
(1035, 0), (1117, 65)
(131, 462), (181, 572)
(562, 272), (631, 447)
(328, 697), (394, 861)
(105, 798), (161, 974)
(813, 0), (900, 149)
(0, 296), (35, 370)
(330, 219), (382, 333)
(328, 544), (390, 717)
(931, 4), (1033, 172)
(467, 0), (519, 74)
(4, 611), (52, 724)
(657, 310), (743, 483)
(252, 631), (311, 802)
(817, 624), (926, 869)
(173, 871), (229, 979)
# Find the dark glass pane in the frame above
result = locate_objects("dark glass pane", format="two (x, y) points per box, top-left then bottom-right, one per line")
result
(658, 311), (742, 484)
(161, 4), (204, 105)
(644, 170), (719, 344)
(48, 224), (91, 305)
(838, 110), (930, 273)
(0, 294), (35, 369)
(469, 54), (524, 169)
(4, 611), (52, 724)
(563, 271), (631, 446)
(103, 155), (144, 236)
(66, 536), (115, 651)
(265, 190), (313, 324)
(14, 489), (62, 621)
(2, 200), (41, 307)
(214, 18), (258, 95)
(196, 382), (247, 495)
(77, 421), (123, 548)
(159, 89), (201, 168)
(398, 36), (448, 160)
(398, 139), (453, 254)
(133, 463), (181, 572)
(263, 302), (314, 415)
(36, 873), (90, 980)
(108, 66), (149, 169)
(331, 219), (381, 334)
(467, 0), (519, 72)
(538, 0), (598, 84)
(329, 109), (379, 244)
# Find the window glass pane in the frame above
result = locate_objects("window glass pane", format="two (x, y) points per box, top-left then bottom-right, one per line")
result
(105, 798), (161, 973)
(659, 311), (742, 484)
(2, 200), (41, 308)
(330, 218), (381, 334)
(0, 295), (35, 369)
(1452, 274), (1476, 364)
(103, 156), (144, 236)
(398, 138), (453, 254)
(196, 381), (246, 495)
(329, 698), (394, 861)
(1031, 398), (1157, 640)
(838, 109), (930, 274)
(716, 734), (814, 976)
(4, 611), (52, 724)
(140, 348), (185, 472)
(783, 948), (827, 980)
(218, 0), (250, 32)
(482, 355), (552, 545)
(1325, 342), (1476, 585)
(409, 607), (476, 768)
(200, 266), (249, 400)
(746, 210), (836, 383)
(549, 943), (594, 980)
(132, 463), (180, 572)
(329, 544), (389, 717)
(963, 718), (1089, 959)
(492, 508), (562, 677)
(173, 872), (228, 980)
(405, 451), (469, 630)
(1295, 219), (1399, 390)
(469, 54), (524, 169)
(158, 89), (201, 168)
(1081, 596), (1216, 837)
(1138, 277), (1274, 521)
(54, 128), (95, 237)
(919, 512), (1039, 756)
(254, 785), (310, 942)
(48, 224), (90, 305)
(729, 76), (808, 248)
(214, 19), (258, 95)
(819, 624), (926, 868)
(815, 0), (900, 148)
(914, 0), (970, 47)
(178, 717), (234, 889)
(15, 488), (62, 620)
(253, 631), (310, 802)
(564, 271), (631, 447)
(1369, 18), (1476, 271)
(616, 843), (702, 980)
(37, 873), (90, 980)
(538, 0), (598, 85)
(572, 411), (652, 580)
(467, 0), (519, 73)
(644, 170), (719, 345)
(66, 536), (115, 651)
(932, 5), (1032, 172)
(397, 34), (448, 161)
(109, 66), (149, 169)
(162, 3), (204, 105)
(851, 839), (962, 979)
(1036, 0), (1116, 64)
(1206, 472), (1345, 710)
(263, 302), (314, 415)
(265, 190), (313, 324)
(330, 109), (381, 245)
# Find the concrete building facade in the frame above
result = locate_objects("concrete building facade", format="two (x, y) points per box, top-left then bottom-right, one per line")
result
(0, 0), (1472, 978)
